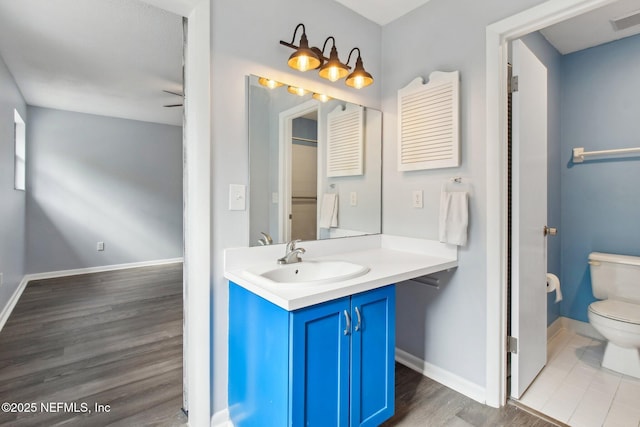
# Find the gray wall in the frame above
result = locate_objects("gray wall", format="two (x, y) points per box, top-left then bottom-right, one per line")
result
(213, 0), (565, 413)
(248, 84), (271, 245)
(381, 0), (544, 388)
(26, 106), (183, 273)
(212, 0), (382, 413)
(0, 54), (26, 314)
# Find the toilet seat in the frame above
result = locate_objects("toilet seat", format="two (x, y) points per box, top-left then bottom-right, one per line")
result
(589, 299), (640, 325)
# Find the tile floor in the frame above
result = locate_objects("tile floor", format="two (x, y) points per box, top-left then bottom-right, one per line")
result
(519, 328), (640, 427)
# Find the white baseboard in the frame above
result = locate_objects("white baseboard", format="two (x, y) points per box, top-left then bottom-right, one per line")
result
(551, 316), (605, 341)
(0, 257), (184, 333)
(211, 408), (233, 427)
(0, 275), (30, 332)
(25, 257), (184, 282)
(395, 348), (486, 404)
(547, 316), (564, 340)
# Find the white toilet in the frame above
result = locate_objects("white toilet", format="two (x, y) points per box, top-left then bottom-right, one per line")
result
(588, 252), (640, 378)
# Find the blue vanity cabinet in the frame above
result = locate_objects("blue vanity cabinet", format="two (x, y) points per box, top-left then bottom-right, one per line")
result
(349, 286), (396, 426)
(290, 295), (352, 426)
(229, 282), (395, 427)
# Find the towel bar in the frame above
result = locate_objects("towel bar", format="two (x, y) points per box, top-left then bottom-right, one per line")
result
(573, 146), (640, 163)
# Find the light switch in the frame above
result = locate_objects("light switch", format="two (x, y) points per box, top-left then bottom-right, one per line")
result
(350, 192), (358, 206)
(412, 190), (423, 208)
(272, 192), (279, 204)
(97, 241), (105, 251)
(229, 184), (246, 211)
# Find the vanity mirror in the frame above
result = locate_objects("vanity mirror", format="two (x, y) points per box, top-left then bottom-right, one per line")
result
(248, 75), (382, 246)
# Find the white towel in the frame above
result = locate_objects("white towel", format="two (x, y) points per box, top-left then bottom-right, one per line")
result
(319, 193), (338, 228)
(439, 190), (468, 246)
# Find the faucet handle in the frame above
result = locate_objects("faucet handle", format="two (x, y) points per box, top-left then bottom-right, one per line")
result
(286, 239), (302, 252)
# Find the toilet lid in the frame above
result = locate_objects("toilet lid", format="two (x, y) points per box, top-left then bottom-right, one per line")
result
(589, 299), (640, 324)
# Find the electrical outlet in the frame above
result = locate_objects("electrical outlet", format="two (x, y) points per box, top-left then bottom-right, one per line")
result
(350, 192), (358, 206)
(97, 241), (105, 251)
(412, 190), (423, 208)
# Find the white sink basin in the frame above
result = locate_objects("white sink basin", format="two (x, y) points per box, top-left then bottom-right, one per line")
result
(244, 260), (370, 286)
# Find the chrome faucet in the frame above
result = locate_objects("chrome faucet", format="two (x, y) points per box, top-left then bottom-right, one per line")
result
(277, 239), (306, 265)
(257, 232), (273, 246)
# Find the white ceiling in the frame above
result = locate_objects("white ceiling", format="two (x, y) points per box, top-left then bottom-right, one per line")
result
(540, 0), (640, 54)
(2, 0), (639, 128)
(335, 0), (432, 26)
(0, 0), (183, 126)
(336, 0), (640, 55)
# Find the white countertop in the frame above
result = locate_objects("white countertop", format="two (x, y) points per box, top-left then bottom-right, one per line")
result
(224, 235), (458, 311)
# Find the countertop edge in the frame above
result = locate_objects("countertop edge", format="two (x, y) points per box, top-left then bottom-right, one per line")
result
(224, 248), (458, 311)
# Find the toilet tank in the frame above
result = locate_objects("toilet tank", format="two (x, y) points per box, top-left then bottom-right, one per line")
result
(589, 252), (640, 302)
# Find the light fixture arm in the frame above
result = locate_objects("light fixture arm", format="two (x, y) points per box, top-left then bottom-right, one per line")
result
(279, 23), (306, 50)
(321, 36), (336, 55)
(346, 47), (361, 66)
(280, 26), (332, 64)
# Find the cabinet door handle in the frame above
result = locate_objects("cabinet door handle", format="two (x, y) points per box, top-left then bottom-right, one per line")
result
(343, 310), (351, 335)
(354, 307), (362, 332)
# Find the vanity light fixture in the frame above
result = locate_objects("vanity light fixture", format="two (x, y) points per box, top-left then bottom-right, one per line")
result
(287, 86), (309, 96)
(258, 77), (283, 89)
(312, 93), (332, 102)
(345, 47), (374, 89)
(318, 37), (349, 82)
(280, 24), (373, 89)
(281, 23), (321, 72)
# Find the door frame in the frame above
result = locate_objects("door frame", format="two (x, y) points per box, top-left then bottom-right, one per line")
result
(484, 0), (617, 407)
(278, 100), (319, 243)
(141, 0), (211, 424)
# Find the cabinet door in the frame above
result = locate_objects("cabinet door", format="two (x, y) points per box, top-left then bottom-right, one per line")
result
(350, 285), (395, 427)
(291, 297), (351, 427)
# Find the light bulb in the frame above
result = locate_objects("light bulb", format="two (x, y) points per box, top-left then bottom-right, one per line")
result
(297, 56), (310, 72)
(327, 67), (340, 82)
(353, 76), (365, 89)
(258, 77), (283, 89)
(313, 93), (331, 102)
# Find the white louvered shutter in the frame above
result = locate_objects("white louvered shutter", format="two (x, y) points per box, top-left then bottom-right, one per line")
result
(397, 71), (460, 171)
(327, 104), (364, 177)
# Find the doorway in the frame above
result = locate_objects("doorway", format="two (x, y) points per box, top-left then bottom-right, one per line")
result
(290, 114), (319, 241)
(278, 100), (320, 243)
(0, 0), (211, 423)
(484, 0), (618, 408)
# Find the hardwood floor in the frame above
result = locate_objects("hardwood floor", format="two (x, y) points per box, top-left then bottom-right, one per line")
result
(1, 264), (560, 426)
(383, 363), (559, 427)
(0, 264), (186, 427)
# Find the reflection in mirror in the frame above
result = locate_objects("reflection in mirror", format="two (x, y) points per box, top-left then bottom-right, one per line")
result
(248, 75), (382, 246)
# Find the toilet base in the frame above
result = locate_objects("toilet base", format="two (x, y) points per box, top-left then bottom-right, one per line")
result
(602, 342), (640, 379)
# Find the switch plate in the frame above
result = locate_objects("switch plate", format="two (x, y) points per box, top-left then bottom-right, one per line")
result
(412, 190), (423, 208)
(350, 192), (357, 206)
(229, 184), (246, 211)
(272, 192), (279, 204)
(97, 241), (105, 251)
